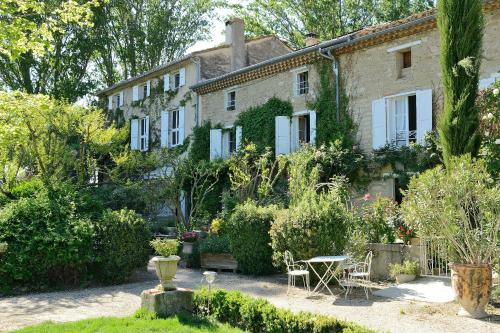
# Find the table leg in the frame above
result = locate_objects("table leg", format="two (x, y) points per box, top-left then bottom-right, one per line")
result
(308, 262), (335, 296)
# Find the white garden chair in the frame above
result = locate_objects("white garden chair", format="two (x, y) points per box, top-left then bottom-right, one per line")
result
(344, 251), (373, 300)
(284, 251), (310, 295)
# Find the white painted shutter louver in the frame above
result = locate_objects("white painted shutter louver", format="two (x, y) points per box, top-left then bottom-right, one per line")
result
(210, 129), (223, 160)
(164, 74), (170, 92)
(275, 116), (291, 155)
(179, 68), (186, 86)
(144, 116), (150, 151)
(372, 98), (387, 149)
(290, 116), (299, 152)
(160, 111), (169, 148)
(416, 89), (433, 143)
(108, 96), (113, 110)
(132, 85), (139, 101)
(222, 131), (230, 159)
(119, 91), (124, 106)
(146, 80), (151, 97)
(235, 126), (242, 151)
(178, 106), (185, 144)
(130, 119), (139, 150)
(309, 111), (317, 146)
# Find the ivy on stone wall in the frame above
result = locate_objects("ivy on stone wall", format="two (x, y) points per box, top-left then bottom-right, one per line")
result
(235, 97), (293, 152)
(308, 60), (357, 148)
(188, 121), (212, 163)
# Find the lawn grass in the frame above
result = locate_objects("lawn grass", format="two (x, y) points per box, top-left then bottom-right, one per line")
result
(12, 314), (245, 333)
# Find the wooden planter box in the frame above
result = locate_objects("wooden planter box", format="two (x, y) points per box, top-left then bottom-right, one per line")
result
(200, 253), (238, 273)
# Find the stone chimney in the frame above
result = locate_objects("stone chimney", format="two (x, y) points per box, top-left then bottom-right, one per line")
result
(225, 18), (246, 71)
(304, 32), (320, 47)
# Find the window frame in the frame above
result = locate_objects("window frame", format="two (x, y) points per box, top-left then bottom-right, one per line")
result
(173, 72), (181, 90)
(115, 94), (120, 108)
(226, 90), (236, 111)
(387, 93), (417, 147)
(296, 70), (309, 95)
(170, 108), (181, 147)
(139, 117), (148, 151)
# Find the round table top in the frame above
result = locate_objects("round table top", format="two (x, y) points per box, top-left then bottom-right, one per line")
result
(306, 255), (349, 263)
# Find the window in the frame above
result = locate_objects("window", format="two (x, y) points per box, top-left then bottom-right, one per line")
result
(170, 109), (180, 146)
(139, 117), (148, 151)
(402, 50), (411, 68)
(388, 95), (417, 147)
(115, 94), (120, 108)
(142, 85), (148, 100)
(228, 130), (236, 154)
(296, 71), (309, 95)
(297, 114), (310, 144)
(226, 90), (236, 111)
(173, 73), (181, 89)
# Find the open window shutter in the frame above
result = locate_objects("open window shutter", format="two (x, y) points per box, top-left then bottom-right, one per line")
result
(108, 96), (113, 110)
(144, 116), (150, 151)
(416, 89), (433, 143)
(235, 126), (242, 150)
(372, 98), (387, 149)
(222, 131), (230, 159)
(132, 85), (139, 101)
(275, 116), (291, 155)
(179, 68), (186, 86)
(309, 111), (317, 146)
(164, 74), (170, 92)
(210, 129), (222, 160)
(160, 111), (169, 148)
(290, 116), (299, 152)
(293, 74), (298, 96)
(146, 80), (151, 97)
(178, 106), (185, 144)
(119, 91), (124, 106)
(130, 119), (139, 150)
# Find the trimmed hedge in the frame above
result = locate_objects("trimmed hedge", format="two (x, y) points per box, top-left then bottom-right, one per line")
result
(226, 201), (276, 275)
(193, 289), (376, 333)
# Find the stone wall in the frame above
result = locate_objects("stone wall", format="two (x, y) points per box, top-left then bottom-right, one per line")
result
(367, 243), (421, 281)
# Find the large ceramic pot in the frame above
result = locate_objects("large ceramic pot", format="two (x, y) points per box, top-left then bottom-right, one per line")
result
(152, 255), (180, 291)
(450, 263), (492, 318)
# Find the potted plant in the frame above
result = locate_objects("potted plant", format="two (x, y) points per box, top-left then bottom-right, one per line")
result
(389, 260), (420, 284)
(181, 231), (198, 254)
(150, 239), (180, 291)
(402, 156), (499, 318)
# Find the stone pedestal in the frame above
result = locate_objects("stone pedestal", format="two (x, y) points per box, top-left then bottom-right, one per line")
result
(140, 288), (194, 317)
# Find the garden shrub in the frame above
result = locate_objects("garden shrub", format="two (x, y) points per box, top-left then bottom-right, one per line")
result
(10, 178), (44, 199)
(199, 235), (231, 254)
(353, 194), (398, 244)
(188, 121), (212, 163)
(226, 201), (277, 275)
(270, 185), (351, 269)
(0, 187), (94, 292)
(193, 288), (376, 333)
(91, 209), (151, 283)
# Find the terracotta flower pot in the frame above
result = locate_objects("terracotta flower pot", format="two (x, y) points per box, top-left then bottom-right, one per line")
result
(450, 263), (492, 318)
(152, 255), (180, 291)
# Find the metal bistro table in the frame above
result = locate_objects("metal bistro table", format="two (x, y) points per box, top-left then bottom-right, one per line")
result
(306, 256), (348, 296)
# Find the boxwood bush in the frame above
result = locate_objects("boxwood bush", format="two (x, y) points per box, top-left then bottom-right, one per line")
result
(0, 187), (94, 292)
(91, 209), (151, 283)
(193, 288), (376, 333)
(226, 201), (276, 275)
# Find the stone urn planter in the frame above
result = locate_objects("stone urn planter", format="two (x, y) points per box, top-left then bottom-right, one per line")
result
(450, 263), (492, 318)
(182, 242), (194, 255)
(395, 273), (416, 284)
(152, 255), (180, 291)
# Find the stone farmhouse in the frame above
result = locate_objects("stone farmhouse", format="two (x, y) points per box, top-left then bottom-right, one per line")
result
(98, 1), (500, 200)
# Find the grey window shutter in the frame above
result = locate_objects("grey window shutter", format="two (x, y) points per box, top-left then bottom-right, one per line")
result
(210, 129), (222, 160)
(372, 98), (387, 149)
(309, 110), (317, 146)
(416, 89), (433, 143)
(132, 85), (139, 101)
(119, 91), (124, 106)
(275, 116), (291, 155)
(144, 116), (150, 151)
(235, 126), (242, 151)
(164, 74), (170, 92)
(178, 106), (185, 144)
(290, 116), (299, 152)
(130, 119), (139, 150)
(108, 96), (113, 110)
(179, 68), (186, 86)
(160, 111), (169, 148)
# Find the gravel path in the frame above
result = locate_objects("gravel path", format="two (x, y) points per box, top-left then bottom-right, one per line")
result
(0, 263), (498, 333)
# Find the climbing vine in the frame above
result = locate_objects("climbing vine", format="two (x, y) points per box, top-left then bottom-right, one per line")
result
(235, 97), (293, 152)
(188, 121), (212, 163)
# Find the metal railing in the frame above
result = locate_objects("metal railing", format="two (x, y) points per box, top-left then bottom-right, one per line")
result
(419, 237), (450, 277)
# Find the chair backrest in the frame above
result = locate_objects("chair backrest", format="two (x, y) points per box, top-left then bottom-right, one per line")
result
(284, 251), (294, 272)
(364, 251), (373, 275)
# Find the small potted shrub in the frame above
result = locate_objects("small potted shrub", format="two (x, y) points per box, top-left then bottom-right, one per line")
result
(389, 260), (420, 284)
(181, 231), (198, 255)
(150, 239), (180, 291)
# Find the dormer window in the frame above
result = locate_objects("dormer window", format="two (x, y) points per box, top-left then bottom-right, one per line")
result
(226, 90), (236, 111)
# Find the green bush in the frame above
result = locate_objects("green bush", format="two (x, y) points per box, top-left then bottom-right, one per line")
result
(389, 260), (420, 277)
(150, 239), (179, 257)
(199, 235), (231, 254)
(270, 184), (350, 269)
(10, 178), (44, 199)
(0, 187), (94, 292)
(91, 209), (151, 283)
(353, 194), (398, 244)
(226, 201), (277, 275)
(193, 289), (376, 333)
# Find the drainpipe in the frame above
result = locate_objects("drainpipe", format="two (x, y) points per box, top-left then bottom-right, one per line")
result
(192, 57), (201, 126)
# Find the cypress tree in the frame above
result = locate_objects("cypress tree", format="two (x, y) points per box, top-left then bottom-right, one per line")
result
(437, 0), (484, 167)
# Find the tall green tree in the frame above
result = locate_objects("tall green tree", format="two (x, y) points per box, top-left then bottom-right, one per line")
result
(94, 0), (222, 84)
(437, 0), (484, 167)
(234, 0), (433, 48)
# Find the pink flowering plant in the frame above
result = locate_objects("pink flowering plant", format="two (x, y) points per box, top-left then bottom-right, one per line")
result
(182, 231), (198, 243)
